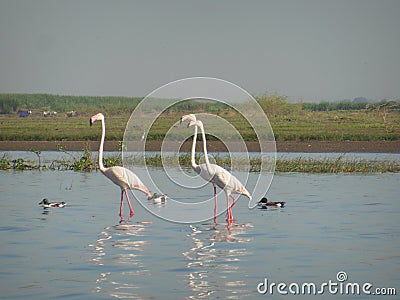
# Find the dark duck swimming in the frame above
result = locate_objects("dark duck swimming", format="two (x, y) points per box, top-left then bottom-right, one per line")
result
(38, 198), (66, 208)
(257, 197), (285, 209)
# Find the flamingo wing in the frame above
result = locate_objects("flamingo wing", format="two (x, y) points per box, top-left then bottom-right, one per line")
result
(210, 164), (252, 199)
(125, 169), (152, 196)
(103, 166), (151, 196)
(211, 165), (231, 189)
(197, 163), (232, 189)
(228, 175), (252, 199)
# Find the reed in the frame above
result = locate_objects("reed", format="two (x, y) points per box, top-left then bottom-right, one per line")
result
(275, 156), (400, 173)
(1, 150), (399, 173)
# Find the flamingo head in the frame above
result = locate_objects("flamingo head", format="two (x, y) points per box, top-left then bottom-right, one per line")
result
(180, 114), (197, 127)
(90, 113), (104, 126)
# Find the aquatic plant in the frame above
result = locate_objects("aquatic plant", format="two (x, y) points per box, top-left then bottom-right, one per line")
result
(0, 154), (11, 169)
(29, 148), (42, 169)
(12, 158), (34, 170)
(0, 149), (399, 173)
(70, 148), (96, 171)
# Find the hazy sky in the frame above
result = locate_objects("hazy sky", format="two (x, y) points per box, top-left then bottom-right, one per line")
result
(0, 0), (399, 102)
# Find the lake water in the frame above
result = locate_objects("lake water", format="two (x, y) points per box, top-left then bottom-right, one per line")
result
(0, 153), (399, 299)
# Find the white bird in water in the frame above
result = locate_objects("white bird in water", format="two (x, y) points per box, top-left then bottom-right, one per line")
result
(180, 114), (252, 224)
(149, 193), (167, 204)
(90, 113), (153, 220)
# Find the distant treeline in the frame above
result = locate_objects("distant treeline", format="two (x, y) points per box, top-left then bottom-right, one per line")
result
(0, 94), (141, 114)
(302, 100), (399, 111)
(0, 93), (231, 115)
(1, 93), (399, 115)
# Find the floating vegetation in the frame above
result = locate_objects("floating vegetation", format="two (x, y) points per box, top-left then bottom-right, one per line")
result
(0, 147), (122, 172)
(0, 149), (399, 173)
(121, 153), (400, 173)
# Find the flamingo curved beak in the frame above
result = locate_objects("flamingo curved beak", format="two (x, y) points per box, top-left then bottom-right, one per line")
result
(180, 115), (191, 127)
(180, 115), (189, 125)
(90, 115), (99, 127)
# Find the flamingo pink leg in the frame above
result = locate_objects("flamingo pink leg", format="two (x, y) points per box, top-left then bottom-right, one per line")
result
(119, 190), (124, 217)
(229, 195), (238, 210)
(226, 194), (233, 222)
(124, 189), (135, 218)
(213, 185), (218, 223)
(225, 194), (238, 223)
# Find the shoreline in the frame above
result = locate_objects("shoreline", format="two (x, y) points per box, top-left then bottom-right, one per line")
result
(0, 140), (399, 153)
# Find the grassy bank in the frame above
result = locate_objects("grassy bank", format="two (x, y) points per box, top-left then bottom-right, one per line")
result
(1, 93), (399, 142)
(1, 108), (399, 142)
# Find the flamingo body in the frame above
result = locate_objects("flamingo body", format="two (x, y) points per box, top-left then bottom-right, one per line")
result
(90, 113), (152, 219)
(195, 163), (251, 199)
(181, 114), (251, 223)
(101, 165), (150, 195)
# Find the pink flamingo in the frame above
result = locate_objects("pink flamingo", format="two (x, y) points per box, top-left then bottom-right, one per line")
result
(90, 113), (152, 219)
(181, 114), (252, 223)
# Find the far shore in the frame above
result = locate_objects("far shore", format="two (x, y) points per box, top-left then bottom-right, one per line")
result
(0, 140), (399, 153)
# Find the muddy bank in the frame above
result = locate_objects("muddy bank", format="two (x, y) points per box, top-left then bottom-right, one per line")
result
(0, 140), (399, 153)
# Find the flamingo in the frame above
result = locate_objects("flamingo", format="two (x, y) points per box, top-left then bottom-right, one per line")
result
(181, 114), (252, 223)
(90, 113), (152, 219)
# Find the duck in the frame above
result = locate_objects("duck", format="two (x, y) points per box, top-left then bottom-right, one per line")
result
(148, 193), (167, 204)
(257, 197), (285, 209)
(38, 198), (66, 208)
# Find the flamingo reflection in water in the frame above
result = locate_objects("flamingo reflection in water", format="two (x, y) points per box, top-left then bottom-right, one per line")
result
(181, 222), (254, 299)
(90, 223), (152, 298)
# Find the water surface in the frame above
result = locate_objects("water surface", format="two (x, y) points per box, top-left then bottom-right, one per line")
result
(0, 165), (399, 299)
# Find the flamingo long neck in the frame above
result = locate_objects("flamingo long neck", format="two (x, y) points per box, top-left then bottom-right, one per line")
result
(198, 123), (213, 173)
(98, 118), (106, 172)
(191, 125), (199, 169)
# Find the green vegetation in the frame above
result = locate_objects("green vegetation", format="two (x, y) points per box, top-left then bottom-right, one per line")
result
(255, 93), (400, 141)
(275, 156), (400, 173)
(0, 94), (141, 115)
(0, 114), (127, 141)
(0, 93), (399, 142)
(0, 147), (122, 171)
(0, 149), (399, 173)
(2, 93), (398, 173)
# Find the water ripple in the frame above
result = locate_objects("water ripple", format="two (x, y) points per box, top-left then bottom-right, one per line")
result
(181, 222), (254, 299)
(89, 223), (152, 299)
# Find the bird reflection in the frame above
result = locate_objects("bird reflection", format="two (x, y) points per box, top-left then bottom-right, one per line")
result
(90, 222), (152, 299)
(181, 222), (254, 299)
